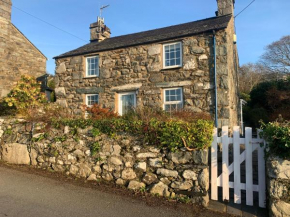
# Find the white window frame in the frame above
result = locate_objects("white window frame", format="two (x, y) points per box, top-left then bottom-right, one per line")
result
(85, 94), (99, 107)
(86, 56), (99, 77)
(118, 92), (137, 116)
(163, 87), (183, 111)
(163, 42), (183, 69)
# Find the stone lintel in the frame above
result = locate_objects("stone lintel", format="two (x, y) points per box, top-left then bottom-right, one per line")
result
(155, 81), (193, 88)
(111, 83), (142, 92)
(76, 87), (104, 94)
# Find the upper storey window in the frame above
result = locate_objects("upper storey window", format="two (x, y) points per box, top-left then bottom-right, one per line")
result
(86, 56), (99, 77)
(163, 42), (182, 69)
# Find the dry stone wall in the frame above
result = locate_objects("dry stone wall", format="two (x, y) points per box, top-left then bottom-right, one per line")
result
(267, 157), (290, 217)
(0, 118), (210, 206)
(55, 23), (238, 128)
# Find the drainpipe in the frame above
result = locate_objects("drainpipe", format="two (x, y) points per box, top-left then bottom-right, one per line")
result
(213, 30), (218, 128)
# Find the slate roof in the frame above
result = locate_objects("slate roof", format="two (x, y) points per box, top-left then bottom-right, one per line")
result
(55, 14), (231, 59)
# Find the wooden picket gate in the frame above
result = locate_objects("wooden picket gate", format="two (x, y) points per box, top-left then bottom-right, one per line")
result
(211, 126), (266, 208)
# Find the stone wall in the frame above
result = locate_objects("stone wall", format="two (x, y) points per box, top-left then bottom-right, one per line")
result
(267, 156), (290, 217)
(55, 17), (239, 128)
(0, 118), (210, 206)
(0, 1), (46, 98)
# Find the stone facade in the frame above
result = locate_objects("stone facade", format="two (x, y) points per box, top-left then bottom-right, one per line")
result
(54, 0), (239, 128)
(0, 118), (210, 206)
(267, 156), (290, 217)
(0, 0), (47, 98)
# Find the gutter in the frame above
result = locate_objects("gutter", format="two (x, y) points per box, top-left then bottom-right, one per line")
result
(213, 30), (218, 128)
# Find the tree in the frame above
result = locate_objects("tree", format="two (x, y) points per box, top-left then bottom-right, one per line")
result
(244, 78), (290, 127)
(260, 35), (290, 77)
(239, 63), (266, 94)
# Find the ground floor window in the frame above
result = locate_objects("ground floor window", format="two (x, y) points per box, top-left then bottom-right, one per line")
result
(86, 94), (99, 107)
(118, 92), (136, 115)
(163, 87), (183, 112)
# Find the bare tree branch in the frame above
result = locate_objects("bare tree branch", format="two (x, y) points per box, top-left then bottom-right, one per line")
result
(260, 35), (290, 75)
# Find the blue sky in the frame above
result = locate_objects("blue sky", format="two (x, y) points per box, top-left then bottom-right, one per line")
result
(11, 0), (290, 74)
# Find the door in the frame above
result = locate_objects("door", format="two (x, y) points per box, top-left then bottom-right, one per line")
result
(118, 92), (136, 115)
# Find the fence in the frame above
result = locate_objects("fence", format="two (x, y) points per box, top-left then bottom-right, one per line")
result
(211, 126), (266, 208)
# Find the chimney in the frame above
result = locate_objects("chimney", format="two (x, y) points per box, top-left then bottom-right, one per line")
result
(0, 0), (12, 21)
(90, 17), (111, 42)
(216, 0), (235, 16)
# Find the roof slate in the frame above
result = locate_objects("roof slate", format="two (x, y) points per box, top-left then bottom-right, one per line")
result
(55, 15), (231, 59)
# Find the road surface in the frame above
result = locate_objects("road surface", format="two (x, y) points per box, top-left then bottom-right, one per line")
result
(0, 166), (223, 217)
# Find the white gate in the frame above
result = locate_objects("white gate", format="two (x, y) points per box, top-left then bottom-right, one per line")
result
(211, 126), (266, 208)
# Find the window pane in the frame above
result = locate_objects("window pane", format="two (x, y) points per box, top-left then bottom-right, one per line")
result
(165, 45), (169, 52)
(176, 58), (181, 66)
(170, 95), (176, 101)
(165, 105), (170, 112)
(170, 59), (175, 66)
(170, 51), (175, 59)
(166, 53), (169, 60)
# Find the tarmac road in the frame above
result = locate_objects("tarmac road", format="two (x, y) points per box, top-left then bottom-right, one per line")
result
(0, 166), (223, 217)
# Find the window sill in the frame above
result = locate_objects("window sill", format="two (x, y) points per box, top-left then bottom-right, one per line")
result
(161, 66), (183, 71)
(83, 76), (99, 79)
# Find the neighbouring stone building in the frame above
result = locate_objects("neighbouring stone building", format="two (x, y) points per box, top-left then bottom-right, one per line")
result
(54, 0), (239, 128)
(0, 0), (47, 98)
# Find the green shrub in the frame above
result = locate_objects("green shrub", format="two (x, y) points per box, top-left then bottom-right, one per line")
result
(261, 121), (290, 159)
(90, 142), (101, 156)
(2, 75), (47, 111)
(53, 117), (213, 151)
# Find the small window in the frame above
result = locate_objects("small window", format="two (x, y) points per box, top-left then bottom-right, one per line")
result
(163, 42), (182, 68)
(86, 94), (99, 107)
(163, 88), (183, 112)
(86, 56), (99, 77)
(118, 92), (136, 116)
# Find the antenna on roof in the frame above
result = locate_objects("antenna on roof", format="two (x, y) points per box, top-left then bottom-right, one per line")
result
(100, 5), (110, 19)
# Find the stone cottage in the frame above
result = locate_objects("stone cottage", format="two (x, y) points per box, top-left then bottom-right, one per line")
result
(0, 0), (47, 98)
(54, 0), (239, 128)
